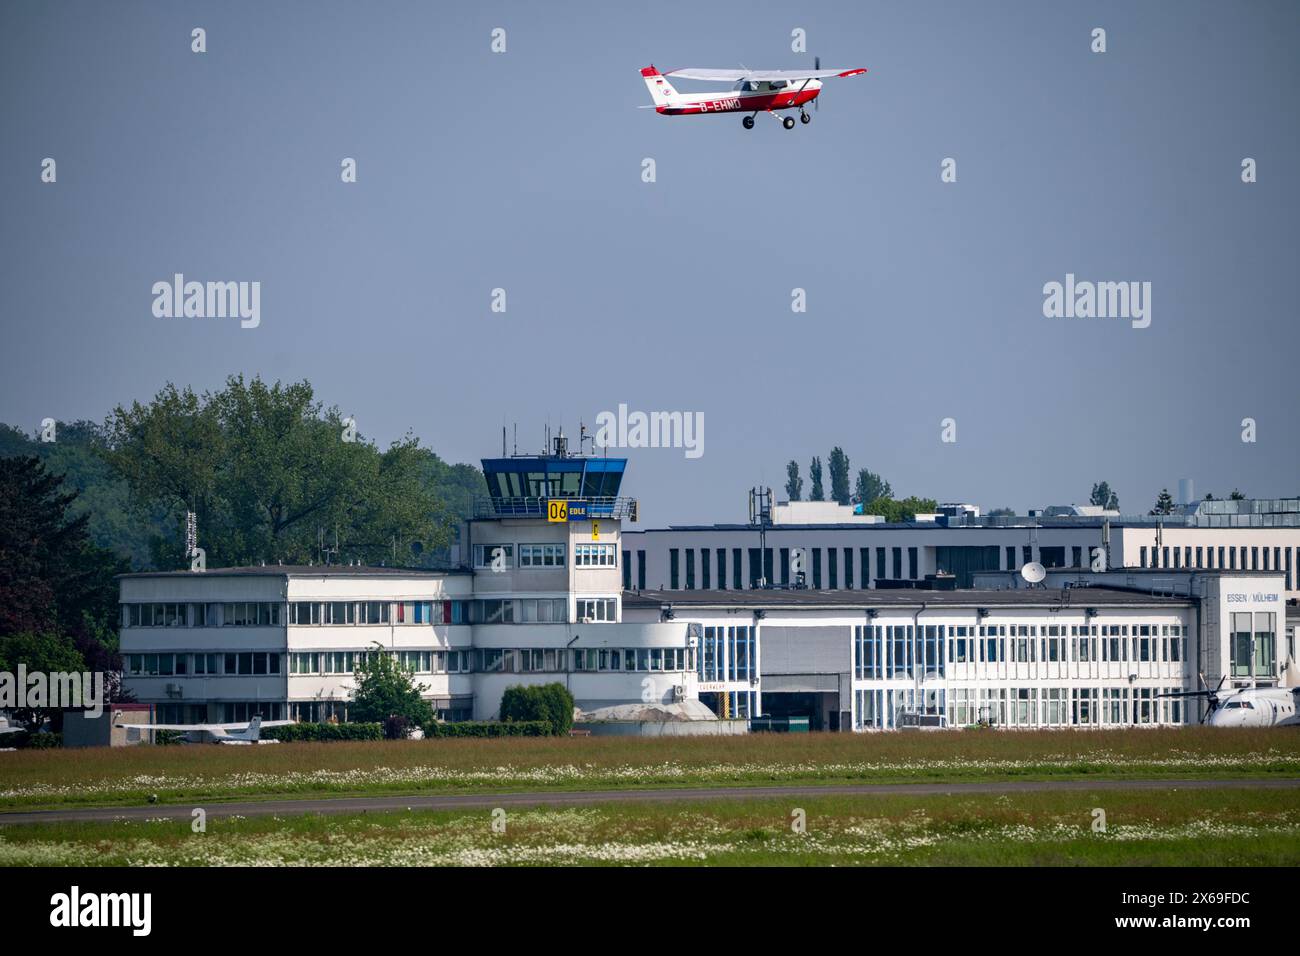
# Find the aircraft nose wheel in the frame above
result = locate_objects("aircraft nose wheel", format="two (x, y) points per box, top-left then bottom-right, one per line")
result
(742, 115), (755, 129)
(782, 116), (796, 130)
(800, 111), (811, 124)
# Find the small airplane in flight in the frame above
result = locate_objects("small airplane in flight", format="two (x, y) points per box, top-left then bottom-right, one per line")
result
(1159, 676), (1300, 728)
(640, 57), (867, 129)
(115, 714), (294, 745)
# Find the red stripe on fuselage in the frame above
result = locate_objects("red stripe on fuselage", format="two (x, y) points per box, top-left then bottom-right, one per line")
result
(659, 88), (819, 115)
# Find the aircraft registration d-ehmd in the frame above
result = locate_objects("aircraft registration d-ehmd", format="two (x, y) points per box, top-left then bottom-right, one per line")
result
(640, 58), (867, 129)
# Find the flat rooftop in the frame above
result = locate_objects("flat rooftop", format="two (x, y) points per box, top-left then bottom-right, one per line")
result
(119, 565), (471, 580)
(622, 587), (1193, 610)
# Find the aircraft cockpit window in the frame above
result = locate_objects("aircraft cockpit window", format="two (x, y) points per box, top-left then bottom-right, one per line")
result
(769, 79), (786, 89)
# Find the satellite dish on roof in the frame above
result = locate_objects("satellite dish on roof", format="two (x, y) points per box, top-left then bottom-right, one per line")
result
(1021, 561), (1046, 585)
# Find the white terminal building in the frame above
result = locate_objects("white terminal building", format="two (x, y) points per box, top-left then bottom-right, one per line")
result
(119, 447), (1299, 731)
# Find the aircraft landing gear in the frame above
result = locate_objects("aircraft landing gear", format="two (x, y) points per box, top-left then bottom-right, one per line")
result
(742, 114), (755, 130)
(782, 115), (796, 130)
(800, 110), (811, 124)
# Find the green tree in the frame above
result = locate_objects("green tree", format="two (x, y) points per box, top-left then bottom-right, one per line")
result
(863, 496), (939, 523)
(784, 460), (802, 501)
(500, 682), (574, 736)
(1230, 489), (1246, 500)
(0, 455), (127, 655)
(853, 468), (892, 506)
(828, 447), (851, 506)
(348, 643), (433, 736)
(987, 507), (1016, 517)
(808, 456), (824, 501)
(1089, 481), (1119, 511)
(0, 421), (161, 567)
(0, 632), (87, 730)
(1149, 489), (1175, 515)
(103, 375), (447, 568)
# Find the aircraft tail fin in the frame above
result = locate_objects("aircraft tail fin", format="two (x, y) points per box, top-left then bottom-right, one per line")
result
(640, 65), (678, 108)
(245, 715), (262, 739)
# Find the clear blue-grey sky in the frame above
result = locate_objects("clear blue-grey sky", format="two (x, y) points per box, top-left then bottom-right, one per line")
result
(2, 0), (1297, 525)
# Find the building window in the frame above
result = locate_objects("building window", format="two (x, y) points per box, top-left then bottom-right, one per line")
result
(1255, 612), (1276, 676)
(222, 602), (282, 627)
(1231, 613), (1253, 677)
(519, 543), (565, 567)
(574, 543), (616, 568)
(518, 597), (568, 622)
(575, 597), (616, 622)
(473, 544), (514, 569)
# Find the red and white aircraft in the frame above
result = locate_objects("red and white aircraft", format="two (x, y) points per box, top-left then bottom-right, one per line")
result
(640, 58), (867, 129)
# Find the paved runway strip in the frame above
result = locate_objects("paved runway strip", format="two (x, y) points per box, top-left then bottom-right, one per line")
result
(2, 776), (1298, 825)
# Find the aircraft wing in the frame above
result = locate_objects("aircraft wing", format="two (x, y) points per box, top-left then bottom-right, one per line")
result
(113, 721), (295, 731)
(664, 67), (867, 81)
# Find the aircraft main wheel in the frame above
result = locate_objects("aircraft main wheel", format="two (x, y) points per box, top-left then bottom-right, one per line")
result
(800, 112), (811, 124)
(783, 116), (795, 130)
(742, 115), (755, 129)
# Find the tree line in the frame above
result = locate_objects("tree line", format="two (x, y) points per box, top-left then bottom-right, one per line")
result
(0, 374), (488, 729)
(783, 448), (937, 522)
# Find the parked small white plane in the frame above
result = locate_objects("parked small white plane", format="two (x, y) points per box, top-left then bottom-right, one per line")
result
(115, 715), (293, 745)
(1160, 676), (1300, 728)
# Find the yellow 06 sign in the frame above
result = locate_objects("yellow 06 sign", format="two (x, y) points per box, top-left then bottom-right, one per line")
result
(547, 500), (567, 523)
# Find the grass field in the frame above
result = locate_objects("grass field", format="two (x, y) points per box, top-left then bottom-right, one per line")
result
(1, 787), (1296, 866)
(1, 727), (1297, 811)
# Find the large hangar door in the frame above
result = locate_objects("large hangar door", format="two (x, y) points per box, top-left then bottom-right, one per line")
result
(760, 625), (852, 731)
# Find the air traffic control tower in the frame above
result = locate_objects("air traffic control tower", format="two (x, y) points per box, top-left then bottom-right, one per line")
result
(467, 433), (636, 612)
(460, 434), (700, 718)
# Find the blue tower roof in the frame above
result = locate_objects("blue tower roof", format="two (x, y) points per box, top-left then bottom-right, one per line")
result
(476, 453), (634, 519)
(480, 455), (627, 500)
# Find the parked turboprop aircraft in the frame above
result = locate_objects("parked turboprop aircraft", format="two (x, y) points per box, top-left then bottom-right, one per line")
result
(1158, 676), (1300, 728)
